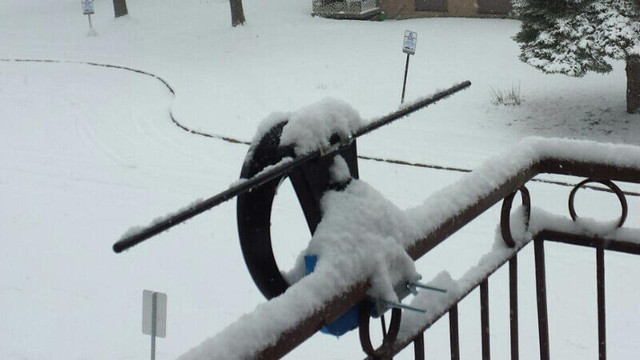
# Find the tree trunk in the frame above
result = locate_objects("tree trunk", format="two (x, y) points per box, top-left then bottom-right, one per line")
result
(230, 0), (246, 27)
(628, 54), (640, 114)
(113, 0), (128, 18)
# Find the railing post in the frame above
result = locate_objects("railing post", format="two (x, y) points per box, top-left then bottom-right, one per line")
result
(534, 238), (550, 360)
(480, 280), (490, 360)
(509, 257), (519, 360)
(597, 245), (606, 360)
(449, 305), (460, 360)
(414, 331), (425, 360)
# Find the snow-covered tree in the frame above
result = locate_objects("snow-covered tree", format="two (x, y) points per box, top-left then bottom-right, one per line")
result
(513, 0), (640, 113)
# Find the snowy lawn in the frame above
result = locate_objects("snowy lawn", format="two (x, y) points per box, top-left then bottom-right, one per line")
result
(1, 0), (639, 359)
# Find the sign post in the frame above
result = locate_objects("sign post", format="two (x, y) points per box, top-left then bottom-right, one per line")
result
(81, 0), (97, 36)
(401, 30), (418, 104)
(143, 290), (167, 360)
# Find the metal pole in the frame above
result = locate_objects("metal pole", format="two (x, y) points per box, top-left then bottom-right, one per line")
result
(414, 331), (425, 360)
(401, 53), (411, 104)
(480, 280), (490, 360)
(112, 81), (471, 253)
(449, 305), (460, 360)
(151, 292), (157, 360)
(509, 257), (519, 360)
(596, 246), (606, 360)
(534, 238), (550, 360)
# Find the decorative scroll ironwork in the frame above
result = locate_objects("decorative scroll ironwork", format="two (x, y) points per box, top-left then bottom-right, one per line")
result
(500, 186), (531, 247)
(364, 157), (640, 360)
(359, 307), (402, 358)
(568, 178), (628, 228)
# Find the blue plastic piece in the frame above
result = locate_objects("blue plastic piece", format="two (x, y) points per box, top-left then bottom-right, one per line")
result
(304, 255), (318, 275)
(304, 255), (361, 336)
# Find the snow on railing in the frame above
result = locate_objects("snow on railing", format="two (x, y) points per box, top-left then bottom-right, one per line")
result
(179, 138), (640, 359)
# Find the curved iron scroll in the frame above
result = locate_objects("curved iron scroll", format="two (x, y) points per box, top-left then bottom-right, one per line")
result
(359, 306), (402, 358)
(568, 178), (628, 228)
(500, 186), (531, 247)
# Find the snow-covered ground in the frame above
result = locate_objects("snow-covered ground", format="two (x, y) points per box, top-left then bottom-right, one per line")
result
(1, 0), (639, 359)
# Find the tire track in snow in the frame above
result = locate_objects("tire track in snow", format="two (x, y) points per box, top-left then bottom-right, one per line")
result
(0, 58), (246, 146)
(3, 58), (638, 198)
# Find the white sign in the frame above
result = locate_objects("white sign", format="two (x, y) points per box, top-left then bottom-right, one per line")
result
(403, 30), (418, 55)
(142, 290), (167, 338)
(82, 0), (95, 15)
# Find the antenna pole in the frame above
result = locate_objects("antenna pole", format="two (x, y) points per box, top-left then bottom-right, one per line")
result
(113, 81), (471, 253)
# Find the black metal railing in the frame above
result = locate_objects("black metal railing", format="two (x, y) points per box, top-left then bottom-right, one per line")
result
(241, 150), (640, 360)
(375, 174), (639, 360)
(112, 109), (640, 359)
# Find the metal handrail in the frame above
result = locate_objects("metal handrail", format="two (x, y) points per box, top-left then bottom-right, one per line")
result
(243, 144), (640, 359)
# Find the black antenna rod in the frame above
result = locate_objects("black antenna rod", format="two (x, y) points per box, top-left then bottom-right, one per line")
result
(113, 81), (471, 253)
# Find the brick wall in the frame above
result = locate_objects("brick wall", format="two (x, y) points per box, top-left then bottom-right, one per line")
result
(381, 0), (512, 19)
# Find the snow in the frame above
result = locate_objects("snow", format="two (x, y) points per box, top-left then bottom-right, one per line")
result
(529, 208), (640, 244)
(402, 136), (640, 245)
(2, 0), (640, 359)
(178, 268), (344, 360)
(118, 198), (205, 245)
(329, 155), (352, 184)
(245, 111), (290, 163)
(305, 158), (421, 303)
(280, 98), (362, 155)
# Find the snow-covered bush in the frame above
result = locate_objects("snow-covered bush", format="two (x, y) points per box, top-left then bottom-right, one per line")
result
(490, 83), (523, 106)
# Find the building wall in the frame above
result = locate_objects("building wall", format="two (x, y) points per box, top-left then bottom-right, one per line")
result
(380, 0), (512, 19)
